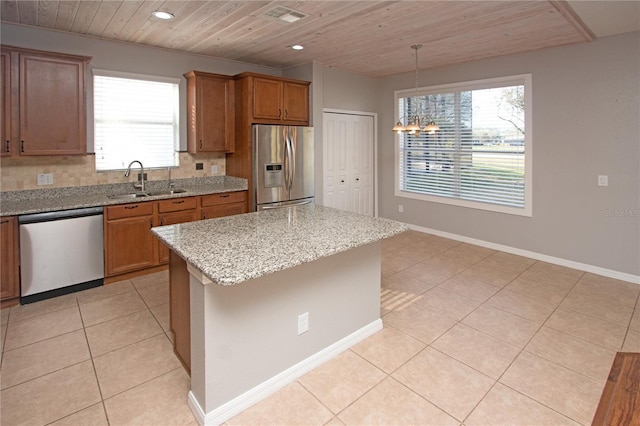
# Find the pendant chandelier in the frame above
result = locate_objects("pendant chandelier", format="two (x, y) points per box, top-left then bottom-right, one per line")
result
(393, 45), (440, 135)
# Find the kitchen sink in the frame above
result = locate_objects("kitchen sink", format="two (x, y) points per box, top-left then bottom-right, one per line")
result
(108, 193), (150, 200)
(148, 189), (188, 196)
(108, 189), (187, 199)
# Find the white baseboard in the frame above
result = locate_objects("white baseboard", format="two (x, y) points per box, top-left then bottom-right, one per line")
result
(407, 223), (640, 285)
(189, 319), (383, 426)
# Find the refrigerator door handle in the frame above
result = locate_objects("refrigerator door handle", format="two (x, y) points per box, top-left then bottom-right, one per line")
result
(283, 130), (290, 192)
(285, 130), (295, 193)
(259, 199), (313, 210)
(287, 133), (296, 191)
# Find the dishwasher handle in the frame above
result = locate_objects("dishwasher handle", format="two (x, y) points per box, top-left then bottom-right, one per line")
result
(19, 206), (104, 224)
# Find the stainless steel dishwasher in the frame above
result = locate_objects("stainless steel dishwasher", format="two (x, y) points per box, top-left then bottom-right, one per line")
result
(19, 206), (104, 304)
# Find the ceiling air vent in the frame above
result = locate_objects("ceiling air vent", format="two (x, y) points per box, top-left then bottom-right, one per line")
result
(263, 6), (308, 23)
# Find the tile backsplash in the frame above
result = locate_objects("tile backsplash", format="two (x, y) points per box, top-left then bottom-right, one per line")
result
(0, 152), (226, 192)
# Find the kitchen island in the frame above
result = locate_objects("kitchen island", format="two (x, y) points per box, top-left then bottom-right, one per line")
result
(152, 205), (407, 425)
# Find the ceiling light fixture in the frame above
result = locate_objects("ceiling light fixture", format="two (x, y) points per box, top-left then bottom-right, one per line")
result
(291, 44), (304, 50)
(393, 44), (440, 135)
(152, 11), (175, 20)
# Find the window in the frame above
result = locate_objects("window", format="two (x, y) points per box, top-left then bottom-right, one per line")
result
(93, 70), (179, 171)
(395, 74), (532, 216)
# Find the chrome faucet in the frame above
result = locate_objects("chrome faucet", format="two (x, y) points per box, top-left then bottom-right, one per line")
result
(124, 160), (145, 192)
(168, 166), (175, 189)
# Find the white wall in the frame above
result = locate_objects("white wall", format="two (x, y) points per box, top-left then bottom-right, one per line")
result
(1, 23), (279, 152)
(375, 32), (640, 276)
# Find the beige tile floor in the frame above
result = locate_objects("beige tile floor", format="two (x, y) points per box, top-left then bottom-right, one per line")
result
(1, 230), (639, 425)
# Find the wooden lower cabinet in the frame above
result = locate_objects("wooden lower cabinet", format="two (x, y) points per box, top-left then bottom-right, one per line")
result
(1, 216), (20, 306)
(104, 191), (248, 281)
(200, 191), (247, 220)
(169, 251), (190, 372)
(158, 197), (198, 264)
(104, 202), (157, 277)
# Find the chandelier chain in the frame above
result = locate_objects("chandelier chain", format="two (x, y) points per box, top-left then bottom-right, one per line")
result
(411, 44), (422, 98)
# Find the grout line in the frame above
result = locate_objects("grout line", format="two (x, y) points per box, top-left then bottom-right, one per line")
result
(620, 285), (640, 351)
(77, 296), (109, 424)
(382, 234), (594, 423)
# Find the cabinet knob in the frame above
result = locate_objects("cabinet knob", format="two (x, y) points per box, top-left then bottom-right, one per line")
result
(278, 108), (282, 118)
(4, 140), (9, 152)
(124, 205), (138, 210)
(285, 109), (288, 118)
(20, 141), (24, 153)
(199, 140), (203, 149)
(173, 200), (184, 204)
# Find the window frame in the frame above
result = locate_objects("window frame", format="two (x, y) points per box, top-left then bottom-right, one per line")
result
(394, 74), (533, 217)
(93, 69), (180, 171)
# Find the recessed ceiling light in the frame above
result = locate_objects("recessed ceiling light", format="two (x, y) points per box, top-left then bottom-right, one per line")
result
(291, 45), (304, 50)
(152, 11), (175, 20)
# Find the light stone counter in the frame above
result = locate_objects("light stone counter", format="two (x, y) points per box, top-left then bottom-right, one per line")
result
(151, 204), (408, 286)
(0, 176), (247, 216)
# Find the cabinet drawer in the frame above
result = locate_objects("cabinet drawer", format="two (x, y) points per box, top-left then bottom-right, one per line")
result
(201, 202), (247, 220)
(158, 197), (197, 213)
(201, 191), (247, 207)
(106, 202), (154, 220)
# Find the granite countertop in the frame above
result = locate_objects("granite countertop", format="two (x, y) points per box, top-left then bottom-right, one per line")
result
(0, 176), (248, 216)
(152, 204), (408, 286)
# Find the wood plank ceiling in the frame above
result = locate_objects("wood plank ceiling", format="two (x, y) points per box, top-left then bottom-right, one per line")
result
(0, 1), (594, 77)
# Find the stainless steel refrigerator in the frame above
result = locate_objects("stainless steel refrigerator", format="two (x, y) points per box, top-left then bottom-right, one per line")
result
(253, 124), (314, 210)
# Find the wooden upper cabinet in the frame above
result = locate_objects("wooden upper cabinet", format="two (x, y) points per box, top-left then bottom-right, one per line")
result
(282, 81), (310, 122)
(1, 51), (11, 157)
(253, 77), (283, 121)
(236, 73), (310, 125)
(1, 46), (90, 156)
(184, 71), (235, 153)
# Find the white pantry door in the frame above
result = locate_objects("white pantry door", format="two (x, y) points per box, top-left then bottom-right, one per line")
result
(323, 112), (374, 216)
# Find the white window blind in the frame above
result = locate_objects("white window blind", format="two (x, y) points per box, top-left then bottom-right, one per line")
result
(94, 70), (179, 171)
(396, 74), (532, 216)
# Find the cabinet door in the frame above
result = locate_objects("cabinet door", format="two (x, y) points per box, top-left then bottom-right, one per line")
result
(252, 78), (283, 121)
(19, 53), (87, 155)
(283, 82), (309, 123)
(157, 210), (197, 264)
(105, 215), (157, 276)
(169, 251), (191, 372)
(1, 51), (11, 157)
(186, 72), (234, 153)
(0, 216), (19, 302)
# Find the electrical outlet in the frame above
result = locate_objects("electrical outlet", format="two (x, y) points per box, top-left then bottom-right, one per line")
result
(195, 162), (204, 170)
(298, 312), (309, 335)
(398, 204), (404, 213)
(37, 173), (53, 185)
(211, 165), (218, 174)
(598, 175), (608, 187)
